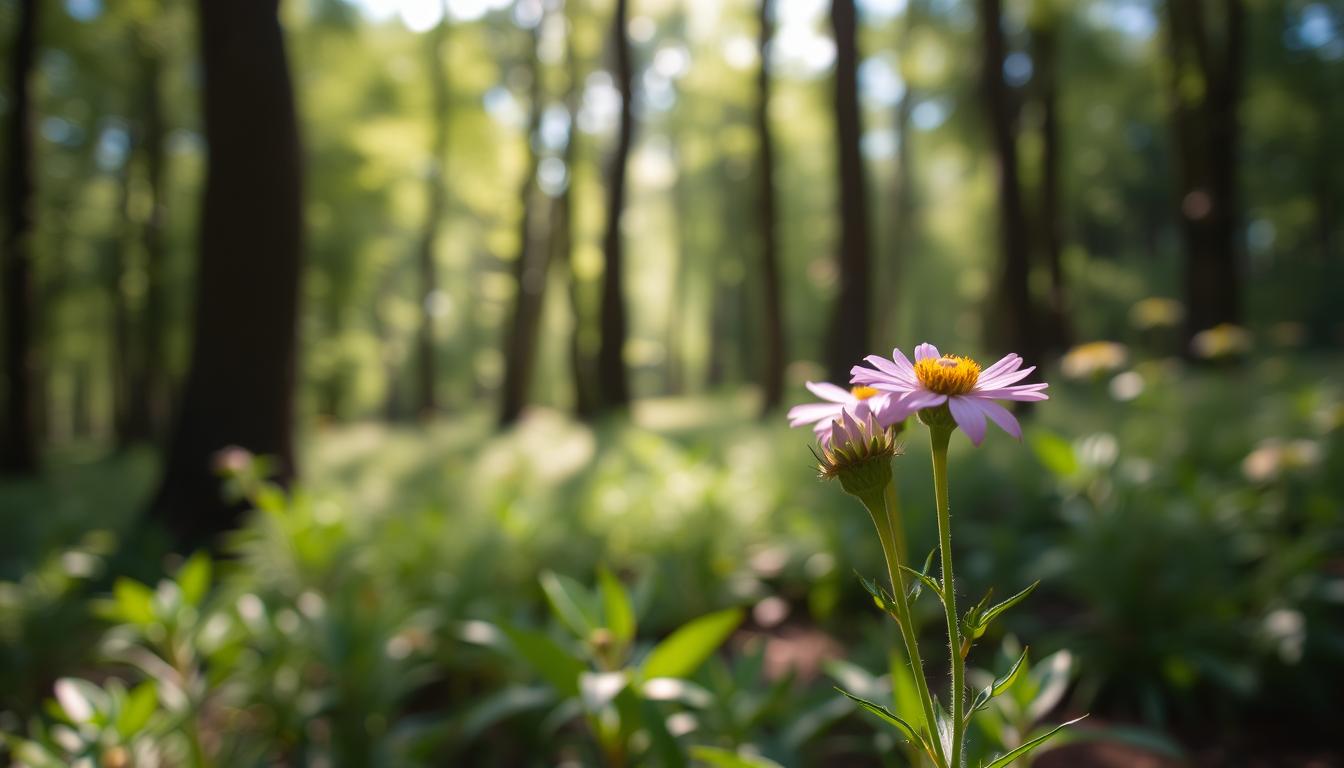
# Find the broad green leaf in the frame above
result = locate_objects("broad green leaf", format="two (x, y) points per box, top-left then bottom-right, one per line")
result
(640, 608), (743, 680)
(834, 687), (924, 748)
(691, 746), (785, 768)
(116, 681), (158, 738)
(111, 578), (157, 626)
(540, 571), (600, 639)
(502, 626), (585, 698)
(1029, 431), (1078, 478)
(459, 685), (554, 741)
(598, 567), (636, 645)
(982, 715), (1087, 768)
(176, 552), (212, 607)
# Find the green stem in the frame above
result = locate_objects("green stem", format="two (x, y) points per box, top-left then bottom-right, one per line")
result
(929, 426), (964, 767)
(858, 485), (947, 768)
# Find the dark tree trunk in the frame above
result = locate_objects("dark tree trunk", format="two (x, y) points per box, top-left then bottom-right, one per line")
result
(499, 25), (550, 427)
(979, 0), (1040, 365)
(596, 0), (634, 411)
(416, 17), (450, 417)
(1, 0), (40, 474)
(825, 0), (873, 384)
(755, 0), (785, 413)
(1032, 14), (1071, 351)
(108, 132), (136, 449)
(126, 44), (170, 442)
(555, 26), (597, 419)
(149, 0), (304, 549)
(880, 0), (919, 341)
(1163, 0), (1244, 345)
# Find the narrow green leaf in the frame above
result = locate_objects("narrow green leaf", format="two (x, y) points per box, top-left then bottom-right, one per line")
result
(539, 571), (600, 639)
(176, 552), (212, 607)
(907, 549), (937, 600)
(981, 715), (1087, 768)
(640, 608), (743, 680)
(501, 626), (585, 698)
(898, 565), (944, 607)
(459, 685), (554, 741)
(976, 582), (1040, 638)
(973, 647), (1030, 714)
(833, 687), (923, 748)
(598, 566), (636, 645)
(691, 746), (786, 768)
(856, 573), (897, 616)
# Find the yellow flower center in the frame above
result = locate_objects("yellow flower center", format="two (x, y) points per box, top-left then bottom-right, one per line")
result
(914, 355), (981, 395)
(850, 385), (879, 400)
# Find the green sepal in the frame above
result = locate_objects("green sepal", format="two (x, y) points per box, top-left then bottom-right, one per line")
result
(971, 647), (1029, 714)
(981, 715), (1087, 768)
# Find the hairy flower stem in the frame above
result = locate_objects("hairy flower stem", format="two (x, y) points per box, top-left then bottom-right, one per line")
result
(928, 425), (964, 767)
(857, 484), (947, 767)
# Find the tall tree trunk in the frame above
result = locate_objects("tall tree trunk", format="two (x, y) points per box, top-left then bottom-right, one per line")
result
(824, 0), (873, 384)
(499, 24), (550, 426)
(596, 0), (634, 410)
(880, 0), (919, 342)
(555, 22), (597, 418)
(108, 130), (137, 449)
(755, 0), (785, 413)
(416, 16), (449, 417)
(126, 43), (170, 442)
(149, 0), (304, 549)
(1031, 10), (1071, 351)
(978, 0), (1040, 365)
(1, 0), (40, 474)
(1163, 0), (1244, 345)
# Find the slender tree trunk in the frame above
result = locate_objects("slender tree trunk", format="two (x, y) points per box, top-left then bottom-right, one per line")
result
(555, 23), (597, 418)
(825, 0), (873, 384)
(881, 0), (919, 341)
(755, 0), (785, 413)
(416, 16), (449, 417)
(108, 136), (137, 448)
(1032, 12), (1071, 351)
(1163, 0), (1243, 345)
(499, 24), (550, 426)
(1, 0), (40, 474)
(596, 0), (634, 410)
(978, 0), (1040, 365)
(149, 0), (304, 549)
(126, 44), (170, 441)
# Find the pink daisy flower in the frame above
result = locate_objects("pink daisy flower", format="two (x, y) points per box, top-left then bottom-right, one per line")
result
(787, 381), (908, 445)
(852, 342), (1049, 446)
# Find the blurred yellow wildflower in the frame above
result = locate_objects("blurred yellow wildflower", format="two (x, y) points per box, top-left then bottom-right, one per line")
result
(1060, 341), (1128, 379)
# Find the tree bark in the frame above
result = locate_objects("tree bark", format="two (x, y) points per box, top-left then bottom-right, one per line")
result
(499, 24), (550, 426)
(555, 22), (597, 419)
(755, 0), (786, 413)
(149, 0), (304, 549)
(125, 43), (171, 442)
(1031, 12), (1071, 351)
(978, 0), (1040, 365)
(596, 0), (634, 410)
(1, 0), (40, 474)
(1163, 0), (1244, 344)
(880, 0), (919, 342)
(824, 0), (873, 384)
(416, 15), (450, 417)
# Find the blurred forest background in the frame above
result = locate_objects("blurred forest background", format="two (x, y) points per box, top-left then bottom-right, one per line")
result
(1, 0), (1343, 765)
